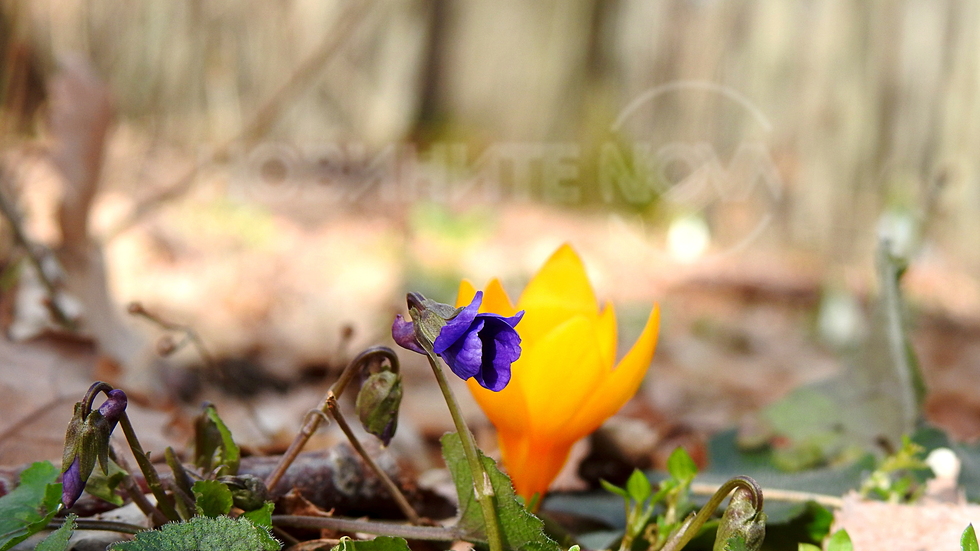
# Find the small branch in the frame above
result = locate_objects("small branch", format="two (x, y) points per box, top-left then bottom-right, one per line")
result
(49, 517), (146, 535)
(325, 395), (421, 524)
(690, 482), (843, 509)
(0, 169), (75, 328)
(127, 302), (216, 369)
(264, 347), (420, 523)
(272, 515), (463, 542)
(102, 2), (371, 240)
(108, 448), (170, 527)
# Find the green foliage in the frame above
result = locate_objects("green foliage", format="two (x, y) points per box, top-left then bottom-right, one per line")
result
(963, 525), (979, 551)
(33, 514), (76, 551)
(193, 480), (234, 517)
(84, 458), (127, 506)
(599, 448), (699, 551)
(330, 536), (412, 551)
(108, 516), (280, 551)
(195, 405), (240, 477)
(0, 461), (63, 551)
(824, 529), (852, 551)
(859, 436), (929, 502)
(241, 502), (275, 529)
(441, 432), (560, 551)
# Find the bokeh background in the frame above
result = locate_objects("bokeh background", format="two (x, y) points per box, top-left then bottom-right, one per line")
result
(2, 0), (980, 479)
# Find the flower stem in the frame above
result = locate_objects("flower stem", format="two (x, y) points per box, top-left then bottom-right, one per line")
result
(661, 476), (763, 551)
(264, 347), (421, 524)
(118, 412), (180, 523)
(424, 353), (504, 551)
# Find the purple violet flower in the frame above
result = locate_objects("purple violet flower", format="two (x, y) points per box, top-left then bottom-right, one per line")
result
(392, 291), (523, 392)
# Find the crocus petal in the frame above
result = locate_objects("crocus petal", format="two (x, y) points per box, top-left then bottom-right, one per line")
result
(517, 244), (601, 345)
(441, 318), (485, 379)
(61, 457), (83, 508)
(391, 315), (425, 354)
(595, 300), (618, 369)
(433, 292), (482, 354)
(497, 429), (576, 502)
(568, 305), (660, 436)
(519, 315), (605, 439)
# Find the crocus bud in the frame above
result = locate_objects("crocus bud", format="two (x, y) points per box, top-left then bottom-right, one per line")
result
(60, 386), (129, 508)
(714, 487), (766, 551)
(392, 291), (523, 392)
(356, 370), (403, 446)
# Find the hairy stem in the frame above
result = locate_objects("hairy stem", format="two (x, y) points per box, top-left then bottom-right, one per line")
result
(425, 353), (503, 551)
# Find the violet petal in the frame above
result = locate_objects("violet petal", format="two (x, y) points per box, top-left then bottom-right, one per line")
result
(432, 292), (483, 354)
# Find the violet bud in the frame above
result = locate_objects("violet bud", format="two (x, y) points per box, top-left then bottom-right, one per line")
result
(355, 370), (403, 446)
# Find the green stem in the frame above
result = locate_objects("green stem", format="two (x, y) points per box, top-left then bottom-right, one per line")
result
(424, 353), (504, 551)
(118, 413), (180, 523)
(661, 476), (763, 551)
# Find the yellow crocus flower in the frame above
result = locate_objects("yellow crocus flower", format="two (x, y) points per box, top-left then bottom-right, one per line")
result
(456, 244), (660, 502)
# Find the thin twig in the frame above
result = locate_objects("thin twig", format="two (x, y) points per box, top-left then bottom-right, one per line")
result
(691, 482), (843, 509)
(127, 302), (216, 368)
(103, 2), (372, 240)
(272, 516), (463, 542)
(108, 448), (170, 527)
(263, 347), (421, 523)
(48, 517), (146, 535)
(0, 168), (74, 328)
(326, 395), (421, 524)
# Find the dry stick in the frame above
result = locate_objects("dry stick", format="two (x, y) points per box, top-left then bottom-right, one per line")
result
(0, 170), (75, 328)
(109, 448), (170, 527)
(103, 2), (372, 241)
(272, 515), (462, 542)
(263, 347), (421, 523)
(325, 394), (422, 524)
(49, 517), (146, 535)
(690, 482), (843, 509)
(127, 301), (216, 368)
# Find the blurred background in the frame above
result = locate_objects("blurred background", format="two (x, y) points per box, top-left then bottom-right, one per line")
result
(2, 0), (980, 475)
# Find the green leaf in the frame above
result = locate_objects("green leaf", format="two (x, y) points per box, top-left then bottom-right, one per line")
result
(963, 524), (979, 551)
(195, 405), (240, 476)
(330, 536), (412, 551)
(625, 469), (652, 503)
(34, 514), (76, 551)
(667, 447), (698, 482)
(242, 502), (275, 529)
(441, 432), (561, 551)
(825, 529), (853, 551)
(798, 545), (821, 551)
(84, 458), (127, 506)
(599, 479), (630, 500)
(109, 516), (280, 551)
(193, 480), (234, 518)
(0, 461), (63, 551)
